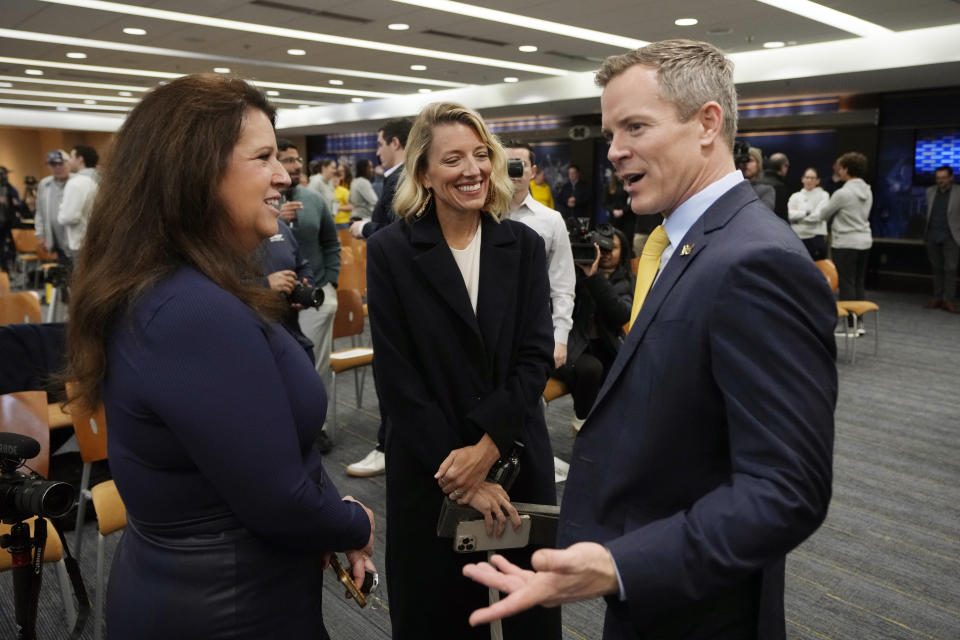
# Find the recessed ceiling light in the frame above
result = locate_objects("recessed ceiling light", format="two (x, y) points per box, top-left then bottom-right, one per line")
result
(287, 48), (306, 56)
(763, 41), (785, 48)
(118, 91), (132, 96)
(418, 88), (432, 93)
(518, 45), (537, 53)
(351, 97), (364, 103)
(25, 69), (44, 76)
(66, 52), (88, 59)
(266, 90), (279, 96)
(503, 77), (519, 83)
(410, 64), (427, 71)
(388, 23), (410, 30)
(122, 27), (146, 36)
(84, 99), (97, 104)
(57, 106), (68, 111)
(213, 67), (230, 73)
(0, 82), (11, 88)
(675, 18), (698, 27)
(328, 79), (344, 85)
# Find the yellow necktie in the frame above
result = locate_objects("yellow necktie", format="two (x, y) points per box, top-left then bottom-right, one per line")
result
(628, 225), (670, 330)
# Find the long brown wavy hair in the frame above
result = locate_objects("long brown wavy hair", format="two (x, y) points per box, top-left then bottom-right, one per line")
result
(65, 74), (286, 413)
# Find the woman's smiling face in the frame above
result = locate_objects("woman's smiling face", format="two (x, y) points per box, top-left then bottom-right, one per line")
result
(420, 122), (491, 216)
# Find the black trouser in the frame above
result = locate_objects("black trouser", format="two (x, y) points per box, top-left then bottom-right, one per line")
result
(802, 235), (827, 261)
(832, 247), (869, 301)
(554, 351), (604, 419)
(926, 235), (959, 302)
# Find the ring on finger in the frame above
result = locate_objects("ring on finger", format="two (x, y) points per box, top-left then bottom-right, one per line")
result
(453, 489), (463, 499)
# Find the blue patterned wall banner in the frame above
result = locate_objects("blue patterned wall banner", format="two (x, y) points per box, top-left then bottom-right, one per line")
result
(914, 130), (960, 177)
(738, 97), (839, 119)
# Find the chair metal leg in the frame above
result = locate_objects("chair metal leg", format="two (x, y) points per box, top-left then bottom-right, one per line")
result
(73, 462), (91, 557)
(850, 315), (859, 364)
(329, 371), (337, 441)
(56, 559), (77, 629)
(95, 532), (106, 640)
(353, 368), (362, 408)
(874, 311), (880, 356)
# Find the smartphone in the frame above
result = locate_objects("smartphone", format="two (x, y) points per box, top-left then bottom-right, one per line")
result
(453, 515), (531, 553)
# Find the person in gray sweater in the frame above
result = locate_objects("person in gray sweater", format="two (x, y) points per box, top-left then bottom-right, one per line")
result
(821, 152), (873, 301)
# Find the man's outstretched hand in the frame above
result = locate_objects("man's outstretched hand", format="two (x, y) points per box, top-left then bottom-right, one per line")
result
(462, 542), (619, 626)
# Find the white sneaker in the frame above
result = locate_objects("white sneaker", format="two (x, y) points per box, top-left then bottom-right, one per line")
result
(553, 456), (570, 483)
(346, 449), (386, 477)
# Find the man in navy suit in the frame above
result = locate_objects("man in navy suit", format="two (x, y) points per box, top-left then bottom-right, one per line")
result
(464, 39), (837, 639)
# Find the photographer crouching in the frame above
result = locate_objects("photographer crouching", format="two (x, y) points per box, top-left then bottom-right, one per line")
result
(257, 211), (324, 364)
(553, 223), (635, 423)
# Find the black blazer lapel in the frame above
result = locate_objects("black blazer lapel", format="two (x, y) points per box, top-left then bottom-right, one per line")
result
(410, 210), (483, 343)
(476, 215), (520, 354)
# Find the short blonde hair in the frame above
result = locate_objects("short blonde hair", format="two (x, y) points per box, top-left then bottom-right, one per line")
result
(394, 102), (513, 221)
(595, 39), (738, 148)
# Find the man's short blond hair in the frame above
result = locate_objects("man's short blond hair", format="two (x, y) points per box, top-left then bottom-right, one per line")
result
(595, 39), (738, 148)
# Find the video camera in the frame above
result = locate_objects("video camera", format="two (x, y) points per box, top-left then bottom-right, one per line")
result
(733, 140), (751, 166)
(567, 220), (616, 264)
(0, 433), (74, 523)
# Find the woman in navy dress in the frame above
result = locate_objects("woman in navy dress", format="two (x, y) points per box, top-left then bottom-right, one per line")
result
(64, 74), (375, 639)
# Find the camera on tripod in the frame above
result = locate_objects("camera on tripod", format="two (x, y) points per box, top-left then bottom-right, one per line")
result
(0, 433), (74, 523)
(567, 220), (616, 264)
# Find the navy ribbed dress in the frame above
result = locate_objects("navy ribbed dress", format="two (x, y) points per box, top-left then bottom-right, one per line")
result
(101, 267), (370, 639)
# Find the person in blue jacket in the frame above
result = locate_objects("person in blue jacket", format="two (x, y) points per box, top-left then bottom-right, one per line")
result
(64, 73), (375, 639)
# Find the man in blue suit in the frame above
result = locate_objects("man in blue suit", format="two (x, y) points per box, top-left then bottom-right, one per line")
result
(464, 39), (837, 639)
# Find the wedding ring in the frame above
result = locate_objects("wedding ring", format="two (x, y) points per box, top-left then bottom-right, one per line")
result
(453, 489), (463, 499)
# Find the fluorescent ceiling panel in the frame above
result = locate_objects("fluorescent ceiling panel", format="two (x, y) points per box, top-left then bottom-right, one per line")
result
(754, 0), (893, 37)
(0, 28), (466, 89)
(0, 75), (150, 92)
(39, 0), (569, 76)
(0, 88), (139, 102)
(391, 0), (647, 49)
(0, 56), (396, 98)
(0, 98), (131, 111)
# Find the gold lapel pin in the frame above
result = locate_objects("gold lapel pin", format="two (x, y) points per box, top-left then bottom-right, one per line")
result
(680, 243), (694, 256)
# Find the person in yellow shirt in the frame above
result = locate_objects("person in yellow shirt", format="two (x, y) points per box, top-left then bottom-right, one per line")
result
(529, 167), (554, 209)
(333, 165), (353, 227)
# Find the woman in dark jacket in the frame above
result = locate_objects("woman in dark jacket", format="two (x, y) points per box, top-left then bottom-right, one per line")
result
(555, 225), (635, 419)
(366, 102), (560, 639)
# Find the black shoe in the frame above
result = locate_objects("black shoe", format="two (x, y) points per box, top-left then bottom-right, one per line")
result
(314, 429), (334, 454)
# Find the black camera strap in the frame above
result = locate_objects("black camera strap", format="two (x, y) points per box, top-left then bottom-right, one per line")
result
(48, 518), (91, 640)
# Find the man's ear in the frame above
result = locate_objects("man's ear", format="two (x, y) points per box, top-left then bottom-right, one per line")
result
(699, 101), (723, 147)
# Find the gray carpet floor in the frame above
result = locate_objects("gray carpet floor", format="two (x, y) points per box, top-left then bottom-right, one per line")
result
(1, 289), (957, 639)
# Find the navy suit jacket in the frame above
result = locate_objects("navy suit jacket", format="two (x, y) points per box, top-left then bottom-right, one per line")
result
(557, 181), (837, 639)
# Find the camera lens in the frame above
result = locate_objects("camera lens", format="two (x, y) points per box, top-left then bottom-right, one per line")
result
(10, 477), (75, 519)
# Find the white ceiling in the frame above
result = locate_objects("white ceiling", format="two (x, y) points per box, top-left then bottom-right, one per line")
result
(1, 0), (959, 133)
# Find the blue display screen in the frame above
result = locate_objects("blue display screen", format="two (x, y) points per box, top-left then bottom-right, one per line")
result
(915, 129), (960, 177)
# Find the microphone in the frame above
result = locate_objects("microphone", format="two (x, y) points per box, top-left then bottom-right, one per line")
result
(0, 433), (41, 460)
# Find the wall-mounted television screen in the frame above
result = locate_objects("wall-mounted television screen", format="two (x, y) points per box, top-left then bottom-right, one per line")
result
(915, 129), (960, 182)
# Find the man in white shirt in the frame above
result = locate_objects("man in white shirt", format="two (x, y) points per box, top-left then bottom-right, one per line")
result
(503, 141), (575, 369)
(58, 145), (100, 254)
(308, 158), (338, 215)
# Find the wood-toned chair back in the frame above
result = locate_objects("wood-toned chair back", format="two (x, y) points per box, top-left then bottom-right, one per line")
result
(11, 228), (39, 254)
(814, 259), (839, 293)
(0, 271), (9, 295)
(333, 288), (365, 340)
(0, 292), (42, 325)
(630, 257), (640, 275)
(65, 383), (109, 464)
(339, 246), (366, 295)
(0, 391), (50, 477)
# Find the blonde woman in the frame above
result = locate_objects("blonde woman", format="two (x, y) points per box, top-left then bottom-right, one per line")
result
(367, 102), (560, 639)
